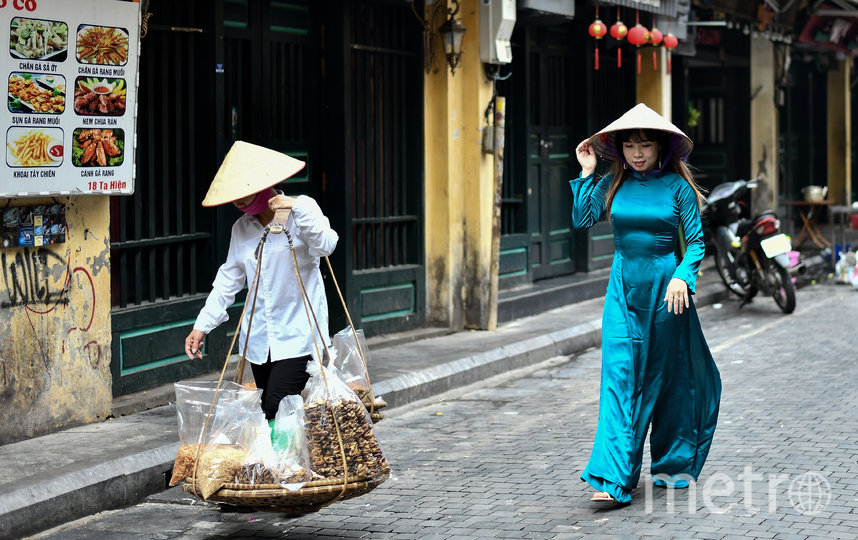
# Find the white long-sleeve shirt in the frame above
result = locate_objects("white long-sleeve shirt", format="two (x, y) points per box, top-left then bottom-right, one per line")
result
(194, 195), (339, 364)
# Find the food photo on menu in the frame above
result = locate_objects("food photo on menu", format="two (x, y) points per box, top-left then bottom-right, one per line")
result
(6, 127), (64, 167)
(8, 72), (66, 114)
(71, 128), (124, 167)
(74, 77), (126, 116)
(76, 24), (129, 66)
(9, 17), (69, 62)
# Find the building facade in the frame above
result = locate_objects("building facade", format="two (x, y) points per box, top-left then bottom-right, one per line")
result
(2, 0), (854, 442)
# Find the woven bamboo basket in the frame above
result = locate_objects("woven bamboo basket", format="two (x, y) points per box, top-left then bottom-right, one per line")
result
(178, 223), (390, 515)
(182, 475), (386, 515)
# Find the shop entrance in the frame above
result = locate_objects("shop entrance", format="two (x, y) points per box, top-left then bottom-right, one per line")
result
(110, 0), (424, 396)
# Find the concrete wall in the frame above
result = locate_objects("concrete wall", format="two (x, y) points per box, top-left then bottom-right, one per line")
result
(0, 196), (111, 444)
(750, 36), (778, 213)
(828, 59), (852, 206)
(637, 48), (671, 119)
(424, 1), (495, 331)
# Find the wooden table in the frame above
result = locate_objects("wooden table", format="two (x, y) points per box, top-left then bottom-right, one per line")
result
(783, 200), (833, 249)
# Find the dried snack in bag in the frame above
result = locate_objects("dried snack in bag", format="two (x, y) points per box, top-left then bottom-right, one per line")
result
(191, 398), (264, 498)
(196, 445), (246, 499)
(170, 381), (262, 486)
(303, 361), (391, 481)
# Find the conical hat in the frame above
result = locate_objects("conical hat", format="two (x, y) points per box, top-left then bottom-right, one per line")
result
(202, 141), (306, 207)
(588, 103), (693, 162)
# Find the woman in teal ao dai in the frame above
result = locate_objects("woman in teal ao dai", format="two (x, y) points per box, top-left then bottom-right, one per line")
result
(570, 104), (721, 504)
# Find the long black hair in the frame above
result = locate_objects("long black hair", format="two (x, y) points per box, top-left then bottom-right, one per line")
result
(603, 129), (705, 214)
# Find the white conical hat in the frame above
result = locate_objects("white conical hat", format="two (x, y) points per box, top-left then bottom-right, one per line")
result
(588, 103), (693, 162)
(202, 141), (305, 207)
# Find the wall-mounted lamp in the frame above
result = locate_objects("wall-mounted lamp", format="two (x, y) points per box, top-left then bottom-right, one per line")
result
(438, 1), (467, 75)
(413, 0), (467, 75)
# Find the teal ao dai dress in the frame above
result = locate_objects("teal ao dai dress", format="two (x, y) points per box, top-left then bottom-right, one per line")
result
(570, 170), (722, 503)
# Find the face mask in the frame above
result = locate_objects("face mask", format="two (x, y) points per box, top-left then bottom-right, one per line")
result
(237, 190), (271, 215)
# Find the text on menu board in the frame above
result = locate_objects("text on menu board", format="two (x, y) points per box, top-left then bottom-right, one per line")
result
(0, 2), (39, 12)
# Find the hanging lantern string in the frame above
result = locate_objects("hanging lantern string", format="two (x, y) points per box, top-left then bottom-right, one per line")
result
(618, 7), (622, 69)
(589, 3), (608, 71)
(609, 7), (627, 69)
(650, 13), (663, 72)
(627, 9), (649, 74)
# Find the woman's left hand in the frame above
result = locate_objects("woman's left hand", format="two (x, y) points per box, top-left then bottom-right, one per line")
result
(664, 277), (689, 315)
(268, 194), (297, 211)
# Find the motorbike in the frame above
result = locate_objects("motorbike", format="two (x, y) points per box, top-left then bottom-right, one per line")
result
(703, 178), (798, 314)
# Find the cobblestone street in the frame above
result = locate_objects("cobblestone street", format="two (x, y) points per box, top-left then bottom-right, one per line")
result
(33, 283), (858, 539)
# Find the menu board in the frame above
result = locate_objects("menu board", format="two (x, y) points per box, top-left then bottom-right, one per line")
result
(1, 0), (139, 197)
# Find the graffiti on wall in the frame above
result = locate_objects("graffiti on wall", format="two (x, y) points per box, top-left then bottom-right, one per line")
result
(0, 246), (101, 376)
(0, 248), (70, 309)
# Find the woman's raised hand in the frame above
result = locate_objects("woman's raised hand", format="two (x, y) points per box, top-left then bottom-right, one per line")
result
(576, 139), (597, 177)
(268, 194), (297, 211)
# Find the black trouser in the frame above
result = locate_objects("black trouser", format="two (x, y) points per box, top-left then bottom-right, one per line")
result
(250, 354), (312, 420)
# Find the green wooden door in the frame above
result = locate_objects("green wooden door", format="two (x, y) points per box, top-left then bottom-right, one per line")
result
(687, 66), (751, 195)
(110, 0), (322, 396)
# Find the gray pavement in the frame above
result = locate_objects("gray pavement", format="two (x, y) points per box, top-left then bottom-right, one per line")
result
(0, 259), (810, 539)
(24, 279), (858, 539)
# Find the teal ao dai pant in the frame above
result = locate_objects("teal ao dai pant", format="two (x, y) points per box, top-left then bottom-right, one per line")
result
(569, 171), (722, 503)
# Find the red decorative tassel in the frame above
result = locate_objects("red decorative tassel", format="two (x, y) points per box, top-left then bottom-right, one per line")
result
(617, 48), (622, 69)
(595, 48), (600, 70)
(637, 51), (641, 74)
(653, 51), (658, 71)
(667, 54), (672, 74)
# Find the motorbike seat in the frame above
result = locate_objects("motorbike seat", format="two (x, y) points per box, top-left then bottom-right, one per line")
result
(736, 218), (753, 238)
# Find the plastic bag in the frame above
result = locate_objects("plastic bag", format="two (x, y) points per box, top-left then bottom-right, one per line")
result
(302, 361), (391, 481)
(169, 380), (262, 486)
(193, 396), (265, 499)
(239, 395), (313, 489)
(329, 326), (372, 399)
(835, 249), (858, 285)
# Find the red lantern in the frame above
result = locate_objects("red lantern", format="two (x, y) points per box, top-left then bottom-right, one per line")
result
(589, 14), (607, 70)
(649, 25), (663, 72)
(663, 32), (679, 74)
(627, 23), (649, 73)
(610, 9), (627, 68)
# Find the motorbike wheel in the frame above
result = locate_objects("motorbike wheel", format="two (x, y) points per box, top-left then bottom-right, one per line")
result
(770, 263), (796, 314)
(715, 251), (750, 297)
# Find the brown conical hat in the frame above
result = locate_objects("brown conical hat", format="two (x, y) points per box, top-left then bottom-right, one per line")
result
(202, 141), (305, 207)
(588, 103), (693, 162)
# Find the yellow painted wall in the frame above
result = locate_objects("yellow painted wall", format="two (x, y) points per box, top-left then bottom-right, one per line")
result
(0, 196), (111, 444)
(828, 59), (852, 206)
(424, 0), (495, 330)
(750, 36), (778, 213)
(636, 48), (671, 119)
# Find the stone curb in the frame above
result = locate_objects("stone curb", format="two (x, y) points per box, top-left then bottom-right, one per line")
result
(3, 444), (177, 540)
(8, 281), (730, 539)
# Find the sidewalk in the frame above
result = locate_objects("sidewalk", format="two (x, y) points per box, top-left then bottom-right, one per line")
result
(2, 262), (732, 539)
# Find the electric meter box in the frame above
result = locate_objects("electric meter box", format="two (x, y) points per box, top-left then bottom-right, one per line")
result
(480, 0), (516, 64)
